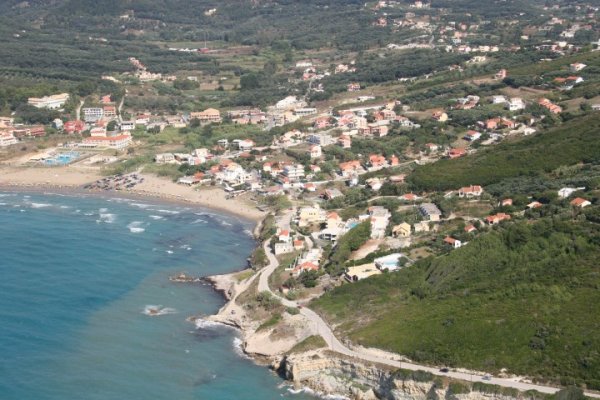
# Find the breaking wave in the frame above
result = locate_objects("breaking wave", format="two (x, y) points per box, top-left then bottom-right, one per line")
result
(30, 202), (52, 208)
(127, 221), (145, 233)
(97, 213), (116, 224)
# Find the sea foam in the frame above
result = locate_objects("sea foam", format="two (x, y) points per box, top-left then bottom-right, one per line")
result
(195, 318), (225, 329)
(142, 305), (177, 316)
(97, 213), (116, 224)
(130, 203), (153, 209)
(30, 202), (52, 208)
(157, 209), (180, 215)
(127, 221), (145, 233)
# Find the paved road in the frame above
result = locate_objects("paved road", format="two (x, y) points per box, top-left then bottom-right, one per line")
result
(255, 209), (600, 398)
(75, 100), (84, 121)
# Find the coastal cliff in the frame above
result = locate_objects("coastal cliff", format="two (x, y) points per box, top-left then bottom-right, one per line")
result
(205, 272), (537, 400)
(280, 351), (528, 400)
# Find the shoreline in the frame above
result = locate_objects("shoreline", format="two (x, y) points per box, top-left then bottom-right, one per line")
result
(0, 165), (266, 228)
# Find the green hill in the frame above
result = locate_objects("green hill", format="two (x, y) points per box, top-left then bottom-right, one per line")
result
(408, 115), (600, 192)
(312, 216), (600, 389)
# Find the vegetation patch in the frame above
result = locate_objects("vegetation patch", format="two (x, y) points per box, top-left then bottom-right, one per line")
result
(286, 335), (328, 355)
(313, 216), (600, 388)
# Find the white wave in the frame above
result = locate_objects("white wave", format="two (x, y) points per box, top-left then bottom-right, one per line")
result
(220, 220), (233, 227)
(60, 205), (71, 209)
(30, 202), (52, 208)
(286, 386), (349, 400)
(195, 211), (218, 217)
(84, 212), (93, 216)
(0, 202), (6, 206)
(130, 202), (153, 209)
(323, 395), (351, 400)
(97, 213), (116, 224)
(192, 218), (208, 224)
(166, 250), (174, 254)
(99, 207), (108, 213)
(157, 209), (180, 215)
(107, 197), (132, 203)
(243, 229), (254, 237)
(195, 318), (225, 329)
(148, 215), (163, 220)
(142, 305), (178, 316)
(232, 337), (252, 359)
(180, 244), (192, 250)
(43, 192), (68, 197)
(127, 221), (145, 233)
(287, 387), (316, 396)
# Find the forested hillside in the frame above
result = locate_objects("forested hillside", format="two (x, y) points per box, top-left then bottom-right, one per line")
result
(313, 215), (600, 389)
(409, 115), (600, 192)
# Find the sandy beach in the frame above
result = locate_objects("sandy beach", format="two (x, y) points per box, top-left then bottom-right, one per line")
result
(0, 166), (266, 223)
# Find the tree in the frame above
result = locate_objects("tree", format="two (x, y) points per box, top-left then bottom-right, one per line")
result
(300, 270), (319, 288)
(250, 248), (268, 269)
(240, 73), (261, 90)
(106, 120), (118, 131)
(554, 387), (585, 400)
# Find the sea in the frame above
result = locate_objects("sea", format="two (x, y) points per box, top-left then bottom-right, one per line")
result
(0, 191), (317, 400)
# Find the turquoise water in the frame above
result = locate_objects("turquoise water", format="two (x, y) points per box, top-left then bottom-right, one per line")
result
(43, 152), (80, 166)
(0, 192), (315, 400)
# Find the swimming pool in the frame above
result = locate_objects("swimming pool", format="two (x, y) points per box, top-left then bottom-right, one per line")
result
(43, 152), (80, 166)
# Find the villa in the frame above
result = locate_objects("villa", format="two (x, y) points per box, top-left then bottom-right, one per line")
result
(191, 108), (222, 124)
(345, 264), (381, 282)
(458, 185), (483, 198)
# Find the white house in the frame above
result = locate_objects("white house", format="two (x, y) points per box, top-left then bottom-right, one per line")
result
(558, 187), (585, 199)
(83, 108), (104, 122)
(309, 145), (322, 159)
(232, 139), (255, 151)
(367, 206), (391, 239)
(282, 164), (305, 181)
(507, 97), (526, 111)
(570, 63), (587, 72)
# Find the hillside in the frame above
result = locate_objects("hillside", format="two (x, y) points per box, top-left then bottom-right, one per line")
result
(312, 215), (600, 389)
(408, 115), (600, 192)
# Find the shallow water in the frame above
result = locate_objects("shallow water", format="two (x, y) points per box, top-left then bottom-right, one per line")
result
(0, 191), (315, 400)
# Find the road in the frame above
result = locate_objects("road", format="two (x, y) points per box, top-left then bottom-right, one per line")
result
(253, 208), (600, 398)
(75, 100), (84, 121)
(117, 90), (127, 123)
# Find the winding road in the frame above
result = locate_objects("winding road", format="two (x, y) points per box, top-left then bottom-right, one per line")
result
(254, 208), (600, 398)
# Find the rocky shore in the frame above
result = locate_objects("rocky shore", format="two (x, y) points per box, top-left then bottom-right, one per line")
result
(202, 271), (539, 400)
(203, 271), (315, 362)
